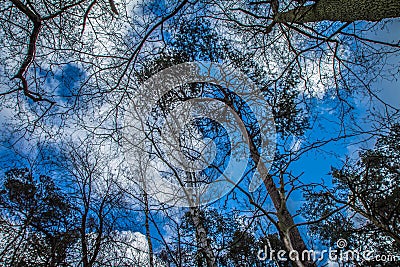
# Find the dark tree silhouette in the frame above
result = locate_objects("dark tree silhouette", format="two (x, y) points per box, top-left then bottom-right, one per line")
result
(0, 168), (78, 266)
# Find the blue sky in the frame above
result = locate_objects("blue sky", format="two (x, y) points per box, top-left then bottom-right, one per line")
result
(0, 3), (399, 264)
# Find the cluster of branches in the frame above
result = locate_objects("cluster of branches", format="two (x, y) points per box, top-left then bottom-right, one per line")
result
(0, 138), (157, 266)
(0, 0), (399, 267)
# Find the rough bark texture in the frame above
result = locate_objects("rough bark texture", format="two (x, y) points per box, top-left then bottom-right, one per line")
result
(275, 0), (400, 23)
(189, 207), (217, 267)
(251, 146), (316, 267)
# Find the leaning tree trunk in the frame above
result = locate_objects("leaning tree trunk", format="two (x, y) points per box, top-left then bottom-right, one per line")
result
(248, 137), (315, 267)
(222, 95), (315, 267)
(275, 0), (400, 23)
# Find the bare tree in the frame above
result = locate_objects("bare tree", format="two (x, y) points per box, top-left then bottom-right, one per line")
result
(58, 138), (142, 266)
(1, 1), (400, 267)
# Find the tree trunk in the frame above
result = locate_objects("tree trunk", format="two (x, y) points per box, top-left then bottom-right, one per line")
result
(275, 0), (400, 23)
(219, 91), (314, 267)
(249, 139), (315, 267)
(189, 207), (217, 267)
(185, 171), (216, 267)
(143, 191), (155, 266)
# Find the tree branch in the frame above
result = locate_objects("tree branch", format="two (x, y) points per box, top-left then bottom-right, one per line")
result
(275, 0), (400, 23)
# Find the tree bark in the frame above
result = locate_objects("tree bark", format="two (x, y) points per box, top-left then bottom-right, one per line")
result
(275, 0), (400, 23)
(251, 143), (315, 267)
(189, 207), (217, 267)
(221, 92), (315, 267)
(185, 171), (216, 267)
(143, 191), (155, 266)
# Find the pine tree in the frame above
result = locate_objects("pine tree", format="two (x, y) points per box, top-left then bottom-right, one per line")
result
(0, 168), (78, 266)
(303, 124), (400, 266)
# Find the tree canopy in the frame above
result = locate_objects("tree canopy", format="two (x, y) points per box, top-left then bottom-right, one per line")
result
(0, 0), (399, 266)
